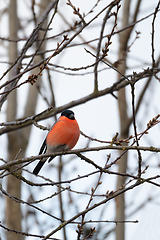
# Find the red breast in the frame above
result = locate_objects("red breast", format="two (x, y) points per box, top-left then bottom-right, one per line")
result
(46, 116), (80, 150)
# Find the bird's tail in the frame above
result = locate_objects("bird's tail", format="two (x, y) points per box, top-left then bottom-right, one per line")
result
(33, 160), (46, 175)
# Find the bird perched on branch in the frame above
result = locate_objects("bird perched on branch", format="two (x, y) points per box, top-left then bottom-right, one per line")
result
(33, 109), (80, 175)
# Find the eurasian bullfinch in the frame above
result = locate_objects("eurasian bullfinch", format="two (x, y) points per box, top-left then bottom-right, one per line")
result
(33, 110), (80, 175)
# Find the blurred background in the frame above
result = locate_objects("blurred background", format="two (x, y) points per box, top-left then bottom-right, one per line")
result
(0, 0), (160, 240)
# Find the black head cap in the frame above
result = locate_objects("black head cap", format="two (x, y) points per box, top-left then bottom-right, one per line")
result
(61, 110), (75, 120)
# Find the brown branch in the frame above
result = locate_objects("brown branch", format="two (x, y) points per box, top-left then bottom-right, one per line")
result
(0, 0), (59, 109)
(67, 0), (86, 25)
(0, 183), (63, 222)
(0, 0), (124, 110)
(42, 180), (142, 240)
(130, 82), (142, 179)
(1, 66), (159, 136)
(1, 143), (160, 173)
(94, 0), (120, 91)
(151, 0), (160, 68)
(0, 221), (59, 240)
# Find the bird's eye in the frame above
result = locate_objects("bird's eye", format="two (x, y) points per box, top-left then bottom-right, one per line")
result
(69, 113), (75, 120)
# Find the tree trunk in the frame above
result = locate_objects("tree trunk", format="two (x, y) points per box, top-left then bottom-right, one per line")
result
(115, 1), (131, 240)
(5, 1), (50, 239)
(5, 1), (24, 240)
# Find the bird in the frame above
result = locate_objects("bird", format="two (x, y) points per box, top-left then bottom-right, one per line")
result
(33, 109), (80, 175)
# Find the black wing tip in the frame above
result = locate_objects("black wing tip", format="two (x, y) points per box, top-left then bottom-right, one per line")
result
(33, 160), (46, 175)
(33, 167), (39, 175)
(39, 139), (47, 155)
